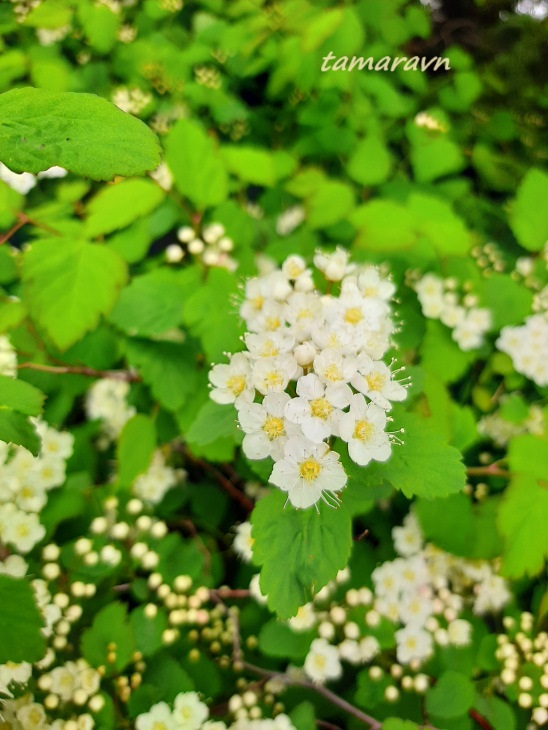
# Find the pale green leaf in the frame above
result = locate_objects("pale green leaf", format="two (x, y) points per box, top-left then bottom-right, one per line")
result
(0, 409), (40, 455)
(425, 670), (475, 719)
(117, 414), (156, 488)
(347, 135), (393, 187)
(85, 179), (164, 237)
(0, 88), (161, 180)
(510, 169), (548, 251)
(0, 374), (44, 416)
(251, 490), (352, 619)
(0, 575), (46, 663)
(22, 238), (127, 350)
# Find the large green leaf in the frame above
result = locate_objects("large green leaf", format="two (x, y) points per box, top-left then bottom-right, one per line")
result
(0, 88), (161, 180)
(363, 412), (466, 499)
(81, 602), (135, 675)
(425, 670), (475, 719)
(0, 374), (44, 415)
(509, 168), (548, 251)
(0, 575), (46, 663)
(165, 118), (227, 209)
(22, 237), (127, 350)
(85, 179), (164, 237)
(117, 414), (156, 488)
(498, 433), (548, 578)
(0, 408), (40, 455)
(251, 490), (353, 619)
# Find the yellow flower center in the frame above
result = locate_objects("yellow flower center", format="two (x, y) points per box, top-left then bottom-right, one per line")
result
(297, 308), (313, 320)
(310, 398), (333, 420)
(16, 524), (30, 537)
(363, 286), (378, 297)
(344, 306), (363, 325)
(261, 340), (279, 357)
(405, 637), (417, 650)
(263, 416), (285, 440)
(153, 723), (168, 730)
(251, 295), (264, 310)
(353, 419), (374, 443)
(227, 375), (246, 396)
(299, 458), (321, 482)
(264, 371), (283, 388)
(313, 654), (327, 669)
(323, 364), (342, 382)
(265, 316), (280, 330)
(366, 371), (386, 391)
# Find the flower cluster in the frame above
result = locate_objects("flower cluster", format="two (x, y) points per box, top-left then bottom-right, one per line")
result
(209, 251), (407, 509)
(111, 87), (153, 116)
(0, 421), (73, 553)
(415, 273), (492, 350)
(497, 313), (548, 387)
(478, 402), (545, 447)
(85, 379), (136, 442)
(132, 451), (184, 505)
(495, 613), (548, 726)
(275, 206), (305, 237)
(170, 223), (237, 271)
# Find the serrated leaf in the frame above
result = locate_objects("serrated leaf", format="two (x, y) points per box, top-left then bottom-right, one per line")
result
(363, 413), (466, 499)
(85, 179), (164, 237)
(425, 670), (475, 719)
(129, 606), (167, 658)
(22, 237), (127, 350)
(0, 408), (40, 455)
(510, 168), (548, 251)
(0, 374), (44, 415)
(109, 269), (185, 337)
(0, 575), (46, 663)
(186, 401), (239, 446)
(251, 490), (352, 619)
(143, 654), (194, 703)
(117, 414), (156, 488)
(0, 87), (161, 180)
(81, 602), (135, 674)
(125, 338), (199, 412)
(165, 119), (227, 209)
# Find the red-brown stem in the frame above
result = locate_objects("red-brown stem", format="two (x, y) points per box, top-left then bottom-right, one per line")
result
(17, 362), (141, 382)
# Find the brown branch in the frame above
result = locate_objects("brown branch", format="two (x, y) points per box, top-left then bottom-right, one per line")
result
(466, 466), (511, 478)
(17, 362), (141, 382)
(469, 708), (494, 730)
(0, 212), (61, 245)
(181, 445), (254, 513)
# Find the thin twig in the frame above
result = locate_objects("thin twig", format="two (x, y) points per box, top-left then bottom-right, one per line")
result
(17, 362), (141, 382)
(466, 466), (511, 478)
(0, 211), (61, 245)
(469, 708), (494, 730)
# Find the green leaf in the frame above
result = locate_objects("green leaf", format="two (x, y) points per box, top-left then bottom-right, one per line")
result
(0, 88), (161, 180)
(117, 414), (156, 488)
(346, 135), (393, 186)
(81, 603), (135, 674)
(408, 193), (472, 255)
(477, 275), (533, 329)
(0, 374), (44, 415)
(251, 490), (353, 619)
(0, 178), (23, 228)
(85, 179), (164, 237)
(425, 670), (475, 719)
(363, 413), (466, 499)
(474, 695), (516, 730)
(510, 169), (548, 251)
(109, 269), (185, 337)
(306, 180), (354, 229)
(22, 238), (127, 350)
(78, 2), (120, 54)
(382, 721), (420, 730)
(165, 119), (227, 209)
(125, 339), (199, 412)
(0, 409), (40, 455)
(351, 200), (416, 251)
(186, 401), (239, 446)
(0, 575), (46, 663)
(498, 475), (548, 578)
(258, 619), (315, 661)
(143, 653), (194, 703)
(221, 145), (276, 186)
(129, 606), (167, 658)
(420, 320), (475, 384)
(289, 702), (316, 730)
(411, 137), (464, 183)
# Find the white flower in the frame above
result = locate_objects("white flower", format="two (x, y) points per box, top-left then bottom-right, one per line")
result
(392, 512), (423, 557)
(358, 267), (396, 301)
(251, 354), (298, 396)
(304, 638), (343, 683)
(238, 393), (300, 461)
(233, 522), (254, 562)
(0, 555), (28, 578)
(288, 603), (316, 631)
(285, 373), (351, 443)
(276, 207), (305, 236)
(359, 636), (380, 662)
(244, 332), (294, 360)
(136, 701), (176, 730)
(398, 593), (433, 626)
(338, 394), (391, 466)
(209, 353), (254, 406)
(0, 162), (36, 194)
(269, 437), (347, 509)
(16, 701), (47, 729)
(352, 357), (407, 410)
(85, 379), (136, 439)
(0, 335), (17, 377)
(133, 451), (179, 504)
(314, 247), (354, 281)
(282, 254), (307, 279)
(313, 349), (357, 386)
(395, 625), (433, 665)
(473, 575), (511, 614)
(447, 619), (472, 646)
(1, 508), (45, 553)
(338, 639), (361, 664)
(249, 573), (268, 605)
(172, 691), (209, 729)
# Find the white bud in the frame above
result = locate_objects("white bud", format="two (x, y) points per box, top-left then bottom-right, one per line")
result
(294, 342), (317, 367)
(177, 226), (195, 243)
(188, 238), (205, 255)
(165, 244), (185, 263)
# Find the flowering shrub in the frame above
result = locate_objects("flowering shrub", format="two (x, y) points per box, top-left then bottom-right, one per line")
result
(0, 1), (547, 730)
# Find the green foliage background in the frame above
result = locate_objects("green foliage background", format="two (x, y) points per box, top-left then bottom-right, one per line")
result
(0, 1), (547, 728)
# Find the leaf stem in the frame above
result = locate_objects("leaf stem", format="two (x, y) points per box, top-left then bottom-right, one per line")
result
(17, 362), (141, 382)
(465, 465), (511, 478)
(0, 211), (61, 245)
